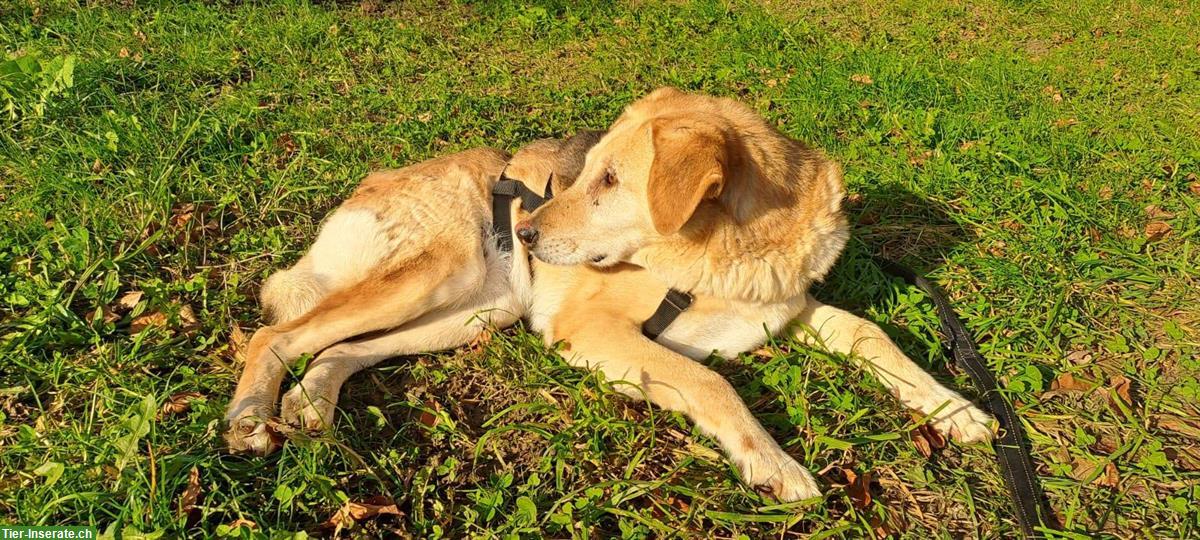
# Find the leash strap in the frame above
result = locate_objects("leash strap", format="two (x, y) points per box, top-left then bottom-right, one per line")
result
(641, 288), (694, 340)
(875, 257), (1050, 538)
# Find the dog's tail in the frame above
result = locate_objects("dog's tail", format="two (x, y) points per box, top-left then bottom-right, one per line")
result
(260, 267), (327, 324)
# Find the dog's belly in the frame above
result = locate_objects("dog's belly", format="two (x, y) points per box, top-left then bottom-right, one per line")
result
(656, 294), (806, 360)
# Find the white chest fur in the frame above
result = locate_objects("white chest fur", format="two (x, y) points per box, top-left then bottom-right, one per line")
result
(655, 294), (806, 360)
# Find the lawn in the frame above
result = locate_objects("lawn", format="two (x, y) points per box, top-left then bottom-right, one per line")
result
(2, 0), (1199, 537)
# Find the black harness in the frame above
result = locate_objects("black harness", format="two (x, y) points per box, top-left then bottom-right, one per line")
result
(491, 172), (1047, 537)
(490, 172), (693, 340)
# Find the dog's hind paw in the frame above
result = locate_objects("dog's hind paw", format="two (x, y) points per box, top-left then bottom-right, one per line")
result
(280, 385), (337, 431)
(224, 405), (282, 455)
(735, 445), (822, 502)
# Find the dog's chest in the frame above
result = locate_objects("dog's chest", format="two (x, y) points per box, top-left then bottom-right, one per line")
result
(655, 294), (805, 360)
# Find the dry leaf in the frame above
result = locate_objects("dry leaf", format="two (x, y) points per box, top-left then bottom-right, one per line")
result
(177, 467), (202, 520)
(1144, 205), (1176, 219)
(1052, 118), (1078, 128)
(131, 312), (168, 333)
(419, 399), (441, 428)
(844, 469), (874, 509)
(1154, 414), (1200, 439)
(1097, 186), (1114, 200)
(179, 304), (198, 330)
(223, 519), (256, 531)
(850, 73), (874, 85)
(1065, 350), (1094, 365)
(118, 47), (130, 58)
(171, 203), (196, 229)
(116, 291), (144, 312)
(1145, 221), (1172, 241)
(320, 496), (402, 531)
(1189, 181), (1200, 197)
(160, 392), (204, 418)
(1042, 85), (1063, 102)
(228, 325), (248, 362)
(1050, 372), (1091, 393)
(1109, 375), (1133, 405)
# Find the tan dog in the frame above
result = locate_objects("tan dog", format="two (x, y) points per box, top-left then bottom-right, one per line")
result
(225, 88), (993, 502)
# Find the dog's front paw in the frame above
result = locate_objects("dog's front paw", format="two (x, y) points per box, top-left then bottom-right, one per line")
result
(280, 384), (337, 431)
(733, 444), (822, 502)
(224, 404), (282, 455)
(927, 393), (995, 444)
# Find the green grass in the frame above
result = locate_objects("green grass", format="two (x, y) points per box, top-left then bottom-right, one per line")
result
(2, 0), (1198, 537)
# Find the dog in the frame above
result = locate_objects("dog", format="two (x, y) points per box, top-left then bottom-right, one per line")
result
(225, 88), (993, 502)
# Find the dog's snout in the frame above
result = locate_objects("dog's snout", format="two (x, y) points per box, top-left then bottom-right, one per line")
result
(515, 221), (539, 245)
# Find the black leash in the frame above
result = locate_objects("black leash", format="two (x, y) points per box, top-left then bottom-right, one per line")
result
(875, 257), (1051, 538)
(490, 171), (693, 339)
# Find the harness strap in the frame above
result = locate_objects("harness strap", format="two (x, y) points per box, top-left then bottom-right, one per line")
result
(490, 170), (693, 340)
(876, 257), (1051, 538)
(491, 172), (551, 251)
(641, 289), (694, 340)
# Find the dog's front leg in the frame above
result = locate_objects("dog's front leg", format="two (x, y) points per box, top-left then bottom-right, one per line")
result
(791, 294), (995, 443)
(559, 318), (821, 502)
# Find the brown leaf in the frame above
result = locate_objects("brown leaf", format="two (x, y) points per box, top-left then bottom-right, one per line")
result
(117, 47), (130, 58)
(1153, 414), (1200, 439)
(1144, 204), (1176, 219)
(321, 496), (402, 531)
(228, 325), (248, 363)
(116, 290), (144, 312)
(178, 304), (199, 330)
(1144, 221), (1172, 241)
(176, 467), (202, 520)
(844, 469), (874, 509)
(130, 312), (168, 333)
(160, 392), (204, 418)
(171, 203), (196, 229)
(223, 519), (257, 531)
(419, 399), (441, 428)
(850, 73), (874, 85)
(1050, 372), (1091, 393)
(1109, 375), (1133, 405)
(1052, 118), (1078, 128)
(1065, 350), (1094, 365)
(1097, 186), (1114, 200)
(909, 414), (947, 458)
(1189, 181), (1200, 197)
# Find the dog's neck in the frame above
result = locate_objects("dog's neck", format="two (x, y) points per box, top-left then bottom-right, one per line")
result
(631, 140), (849, 304)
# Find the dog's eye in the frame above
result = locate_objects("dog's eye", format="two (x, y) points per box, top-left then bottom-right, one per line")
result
(601, 172), (618, 187)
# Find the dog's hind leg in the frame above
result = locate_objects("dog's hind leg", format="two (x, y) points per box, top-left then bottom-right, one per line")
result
(224, 244), (488, 454)
(791, 294), (995, 443)
(279, 292), (521, 430)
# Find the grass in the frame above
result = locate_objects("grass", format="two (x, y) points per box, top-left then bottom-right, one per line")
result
(1, 0), (1198, 537)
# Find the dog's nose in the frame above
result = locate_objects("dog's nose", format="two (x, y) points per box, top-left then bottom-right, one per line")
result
(515, 221), (539, 245)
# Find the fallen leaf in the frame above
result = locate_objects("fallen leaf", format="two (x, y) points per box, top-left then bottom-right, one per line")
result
(850, 73), (874, 85)
(223, 519), (256, 531)
(118, 47), (130, 58)
(1098, 186), (1114, 200)
(1189, 181), (1200, 197)
(1052, 118), (1078, 128)
(228, 325), (248, 362)
(1144, 221), (1172, 241)
(844, 469), (874, 509)
(1109, 375), (1133, 405)
(1042, 85), (1063, 102)
(1071, 457), (1119, 488)
(130, 312), (168, 333)
(176, 467), (202, 521)
(160, 392), (204, 418)
(320, 496), (402, 531)
(419, 399), (441, 428)
(1154, 414), (1200, 439)
(116, 291), (144, 312)
(1144, 205), (1176, 219)
(1065, 350), (1094, 364)
(1050, 372), (1091, 393)
(179, 304), (199, 330)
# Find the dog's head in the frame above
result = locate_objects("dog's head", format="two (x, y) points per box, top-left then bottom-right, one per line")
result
(519, 88), (739, 267)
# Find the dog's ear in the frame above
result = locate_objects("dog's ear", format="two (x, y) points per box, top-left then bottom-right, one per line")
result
(647, 117), (727, 235)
